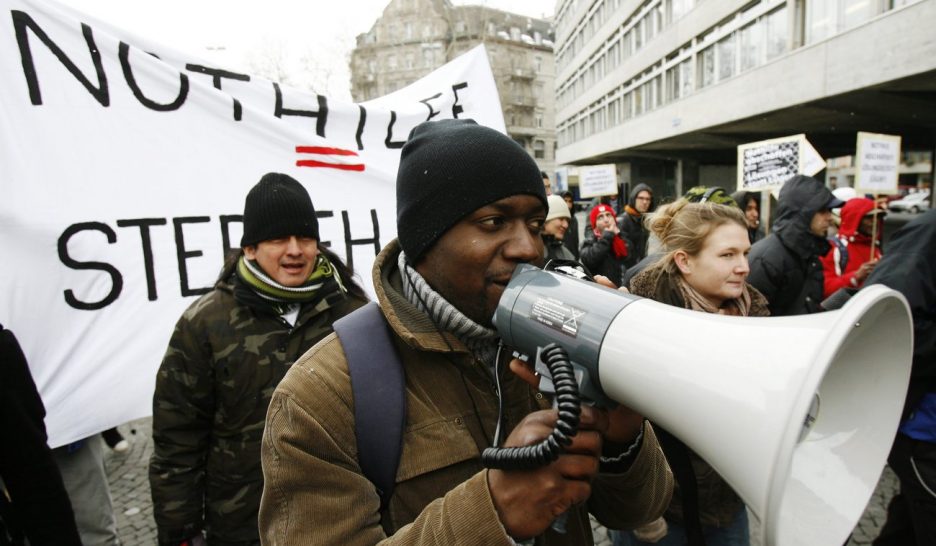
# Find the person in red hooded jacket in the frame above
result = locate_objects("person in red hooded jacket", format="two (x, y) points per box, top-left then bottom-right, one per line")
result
(580, 203), (629, 286)
(820, 197), (885, 298)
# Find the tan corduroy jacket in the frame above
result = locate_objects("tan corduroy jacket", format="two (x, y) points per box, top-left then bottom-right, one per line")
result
(259, 240), (673, 545)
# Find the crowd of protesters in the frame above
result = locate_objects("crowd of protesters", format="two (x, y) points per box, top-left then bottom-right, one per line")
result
(2, 118), (930, 546)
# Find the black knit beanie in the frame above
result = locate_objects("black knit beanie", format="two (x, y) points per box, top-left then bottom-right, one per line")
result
(240, 173), (319, 247)
(396, 119), (547, 261)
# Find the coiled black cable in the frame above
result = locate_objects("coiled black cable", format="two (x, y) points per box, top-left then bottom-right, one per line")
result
(481, 343), (581, 470)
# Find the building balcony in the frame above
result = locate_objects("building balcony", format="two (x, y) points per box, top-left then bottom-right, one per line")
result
(506, 94), (536, 108)
(508, 68), (535, 80)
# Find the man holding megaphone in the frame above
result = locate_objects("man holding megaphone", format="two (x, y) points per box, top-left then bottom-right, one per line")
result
(259, 119), (674, 545)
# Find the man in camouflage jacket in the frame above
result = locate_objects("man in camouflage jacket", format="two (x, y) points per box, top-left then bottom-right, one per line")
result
(149, 174), (366, 546)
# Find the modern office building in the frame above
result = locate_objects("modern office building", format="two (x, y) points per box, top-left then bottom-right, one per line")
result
(554, 0), (936, 200)
(350, 0), (557, 174)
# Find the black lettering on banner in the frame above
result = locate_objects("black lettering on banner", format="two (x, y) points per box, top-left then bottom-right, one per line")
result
(451, 82), (468, 118)
(355, 105), (367, 151)
(385, 111), (406, 149)
(341, 209), (380, 270)
(185, 64), (250, 121)
(12, 10), (109, 107)
(119, 43), (188, 112)
(58, 222), (123, 310)
(173, 217), (212, 297)
(315, 210), (334, 248)
(219, 215), (243, 257)
(116, 218), (167, 301)
(419, 93), (442, 121)
(274, 83), (328, 137)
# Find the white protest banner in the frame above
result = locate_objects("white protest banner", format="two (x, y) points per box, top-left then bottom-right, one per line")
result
(0, 0), (505, 447)
(578, 164), (618, 198)
(737, 134), (825, 191)
(855, 132), (902, 195)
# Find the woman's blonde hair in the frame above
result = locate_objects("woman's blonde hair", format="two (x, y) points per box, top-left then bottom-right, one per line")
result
(644, 200), (748, 277)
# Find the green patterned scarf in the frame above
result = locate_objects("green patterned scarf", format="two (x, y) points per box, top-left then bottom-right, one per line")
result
(236, 254), (346, 304)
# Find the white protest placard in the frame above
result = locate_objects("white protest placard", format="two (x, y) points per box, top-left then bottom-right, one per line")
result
(737, 134), (825, 191)
(0, 0), (505, 447)
(577, 164), (618, 198)
(855, 132), (902, 195)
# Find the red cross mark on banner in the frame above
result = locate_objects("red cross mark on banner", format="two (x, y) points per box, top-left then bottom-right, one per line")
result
(295, 146), (365, 172)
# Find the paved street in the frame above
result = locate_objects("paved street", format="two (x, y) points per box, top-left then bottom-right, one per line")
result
(105, 417), (898, 545)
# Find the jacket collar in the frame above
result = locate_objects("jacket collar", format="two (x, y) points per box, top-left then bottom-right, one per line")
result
(372, 239), (471, 354)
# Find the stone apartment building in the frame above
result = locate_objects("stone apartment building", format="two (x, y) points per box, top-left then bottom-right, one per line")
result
(350, 0), (558, 175)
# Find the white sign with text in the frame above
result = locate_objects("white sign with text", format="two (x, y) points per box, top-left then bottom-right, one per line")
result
(0, 0), (505, 446)
(577, 164), (618, 198)
(855, 132), (902, 195)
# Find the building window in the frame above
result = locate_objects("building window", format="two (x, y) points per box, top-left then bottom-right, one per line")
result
(765, 7), (788, 61)
(843, 0), (875, 30)
(405, 22), (413, 40)
(633, 85), (644, 115)
(667, 0), (695, 23)
(388, 54), (397, 69)
(423, 49), (434, 67)
(717, 34), (736, 81)
(698, 45), (715, 88)
(455, 20), (466, 33)
(739, 21), (763, 72)
(666, 58), (693, 101)
(536, 113), (544, 128)
(805, 1), (837, 43)
(534, 140), (546, 159)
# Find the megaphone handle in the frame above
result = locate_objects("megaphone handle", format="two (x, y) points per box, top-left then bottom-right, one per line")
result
(481, 343), (581, 470)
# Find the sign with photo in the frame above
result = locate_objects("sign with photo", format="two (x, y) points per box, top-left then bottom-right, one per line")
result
(737, 134), (826, 191)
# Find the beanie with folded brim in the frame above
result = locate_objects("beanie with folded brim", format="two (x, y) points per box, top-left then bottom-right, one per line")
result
(545, 195), (571, 222)
(241, 172), (319, 247)
(396, 119), (547, 262)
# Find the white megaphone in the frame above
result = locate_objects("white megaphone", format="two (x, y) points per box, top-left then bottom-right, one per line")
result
(493, 265), (913, 546)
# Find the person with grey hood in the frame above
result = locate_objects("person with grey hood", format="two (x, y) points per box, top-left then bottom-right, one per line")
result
(618, 184), (655, 268)
(746, 175), (845, 316)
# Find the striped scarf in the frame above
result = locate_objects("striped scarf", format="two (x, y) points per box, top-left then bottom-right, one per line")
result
(675, 275), (752, 316)
(398, 252), (500, 366)
(236, 254), (345, 305)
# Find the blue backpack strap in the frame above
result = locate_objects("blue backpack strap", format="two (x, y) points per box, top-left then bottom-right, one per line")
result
(332, 302), (406, 512)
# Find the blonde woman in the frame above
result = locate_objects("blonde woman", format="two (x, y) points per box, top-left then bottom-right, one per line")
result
(612, 201), (768, 546)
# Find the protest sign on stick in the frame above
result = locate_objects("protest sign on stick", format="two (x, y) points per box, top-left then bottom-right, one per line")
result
(577, 164), (618, 199)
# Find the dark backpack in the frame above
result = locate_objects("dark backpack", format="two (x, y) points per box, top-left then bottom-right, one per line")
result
(332, 303), (406, 512)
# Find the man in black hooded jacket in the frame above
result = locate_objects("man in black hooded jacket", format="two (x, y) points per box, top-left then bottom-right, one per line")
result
(618, 183), (654, 269)
(746, 175), (844, 316)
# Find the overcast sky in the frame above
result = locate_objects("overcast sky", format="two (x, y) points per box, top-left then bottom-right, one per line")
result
(62, 0), (557, 100)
